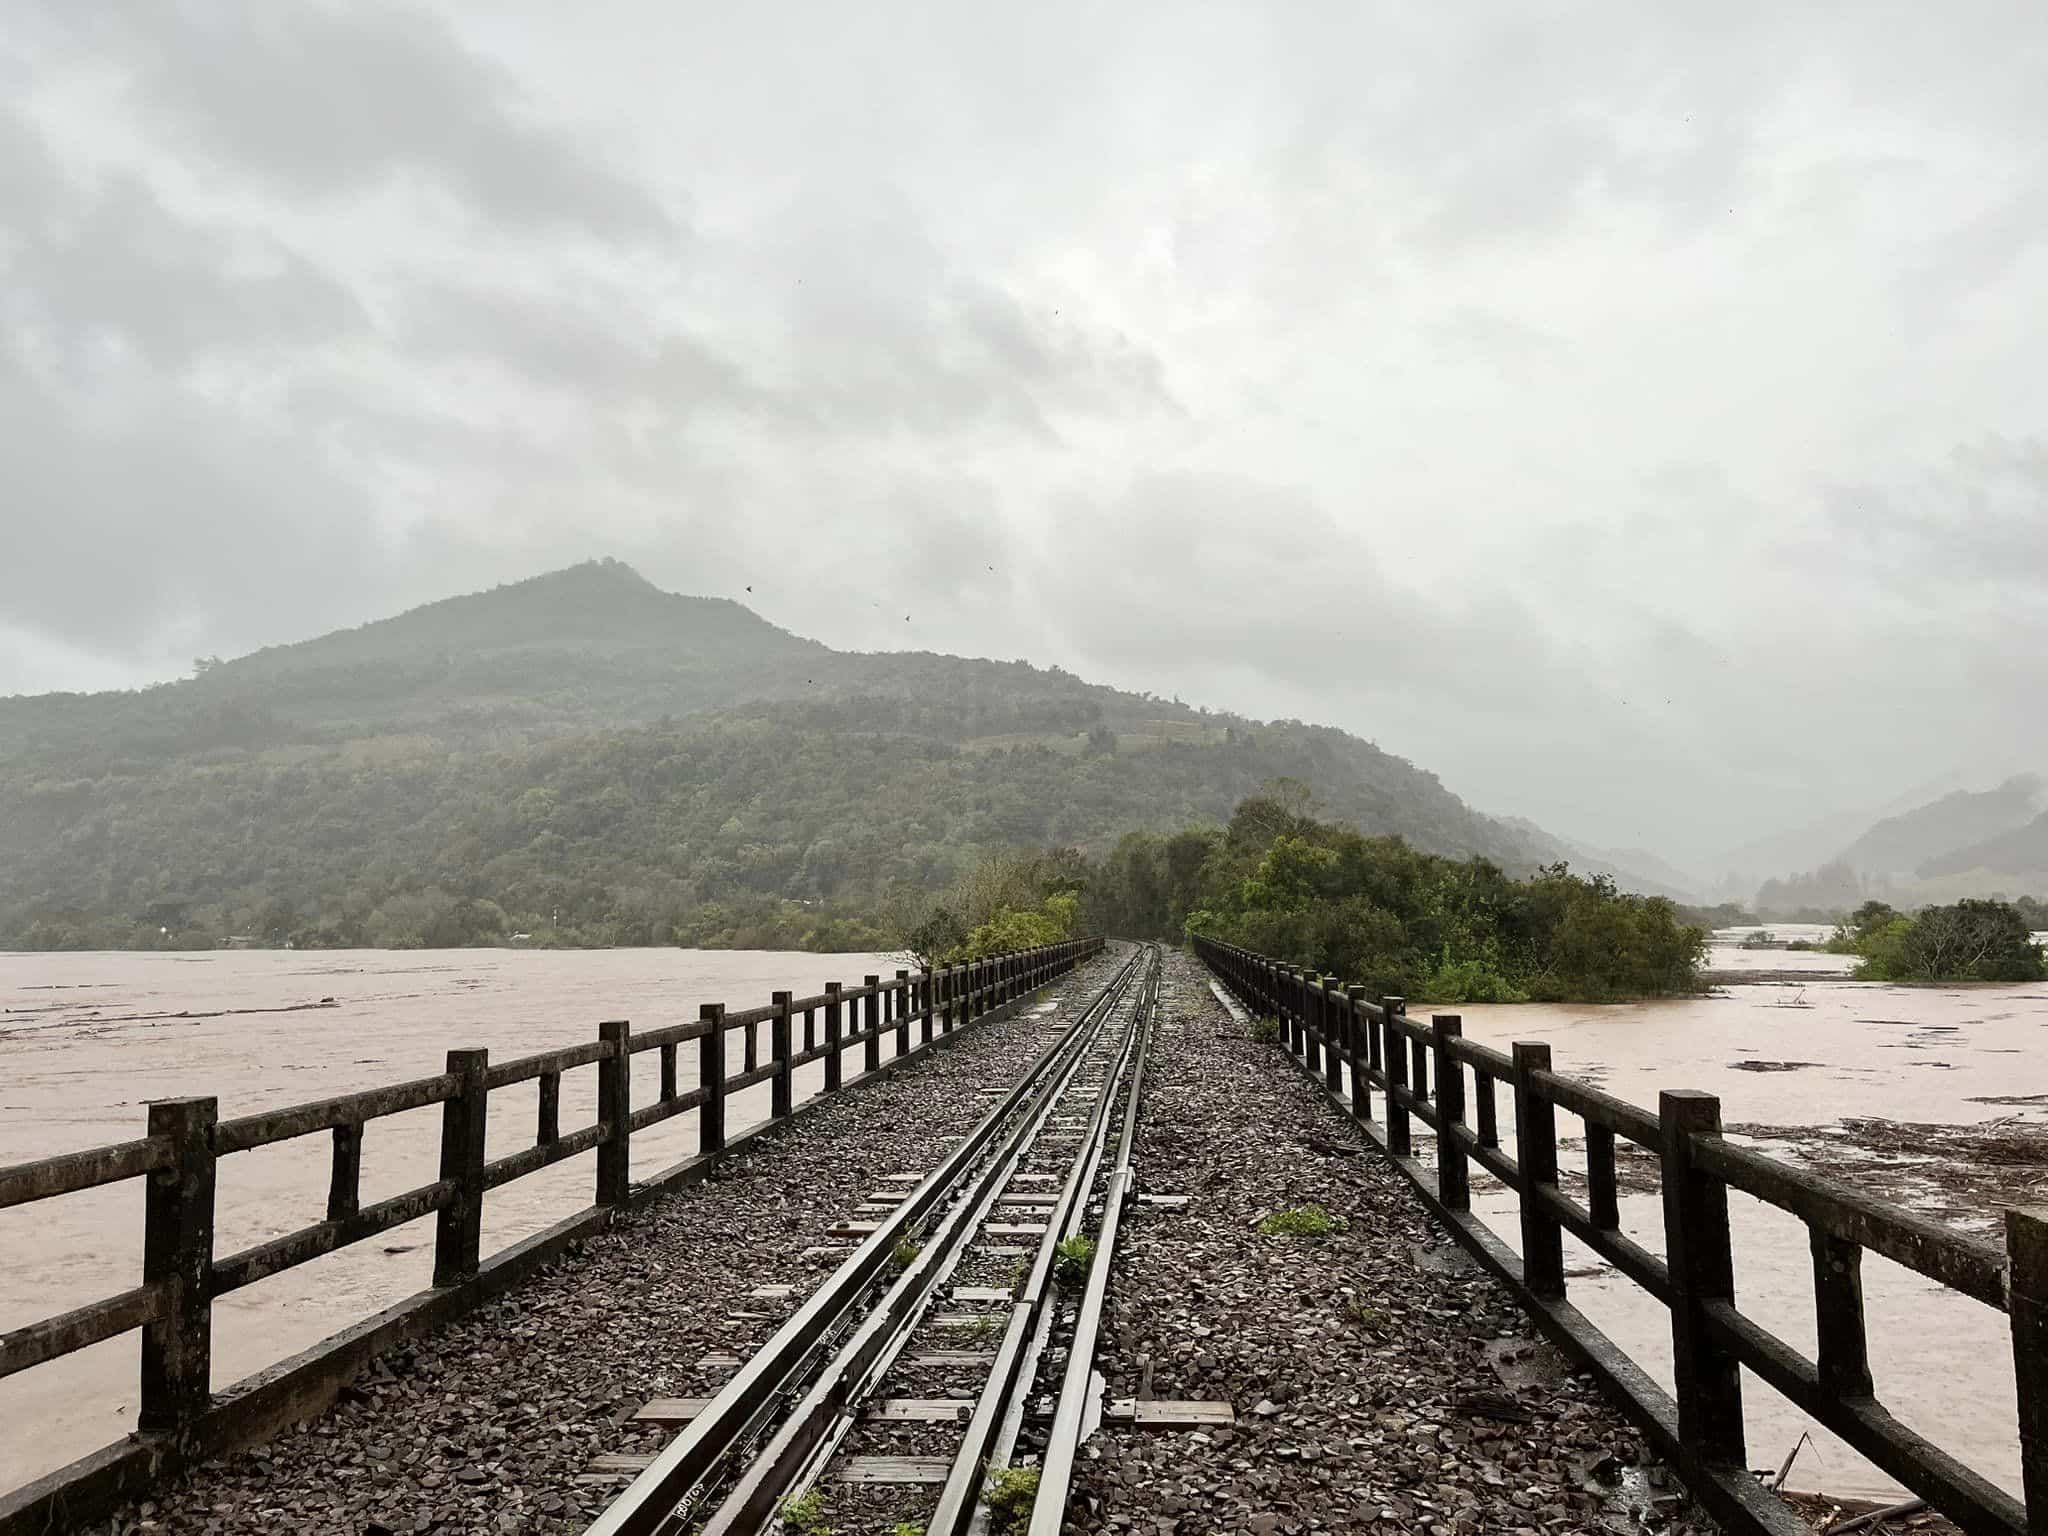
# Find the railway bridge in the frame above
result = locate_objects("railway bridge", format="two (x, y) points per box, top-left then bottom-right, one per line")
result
(0, 938), (2037, 1536)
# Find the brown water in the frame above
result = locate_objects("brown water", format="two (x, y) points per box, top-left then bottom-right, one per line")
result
(0, 946), (911, 1491)
(1443, 929), (2042, 1503)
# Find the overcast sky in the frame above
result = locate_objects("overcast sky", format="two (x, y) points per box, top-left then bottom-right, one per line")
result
(5, 3), (2047, 875)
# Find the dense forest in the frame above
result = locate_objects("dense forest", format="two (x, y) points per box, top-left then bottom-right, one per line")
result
(2, 560), (1602, 952)
(862, 788), (1709, 1001)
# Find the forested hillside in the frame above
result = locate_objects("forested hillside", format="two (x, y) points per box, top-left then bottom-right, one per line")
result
(1, 560), (1565, 949)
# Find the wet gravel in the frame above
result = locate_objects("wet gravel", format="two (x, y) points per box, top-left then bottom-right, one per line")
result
(1063, 949), (1716, 1536)
(98, 951), (1129, 1536)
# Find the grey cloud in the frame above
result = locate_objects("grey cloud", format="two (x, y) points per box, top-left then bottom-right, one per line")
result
(1824, 438), (2048, 594)
(48, 0), (676, 243)
(1, 112), (365, 369)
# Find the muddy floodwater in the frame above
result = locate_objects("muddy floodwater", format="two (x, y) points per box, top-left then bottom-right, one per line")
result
(1444, 926), (2043, 1503)
(0, 946), (899, 1492)
(5, 937), (2042, 1506)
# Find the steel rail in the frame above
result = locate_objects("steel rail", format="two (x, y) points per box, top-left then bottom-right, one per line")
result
(694, 953), (1149, 1534)
(583, 946), (1142, 1536)
(923, 943), (1158, 1535)
(1027, 947), (1160, 1534)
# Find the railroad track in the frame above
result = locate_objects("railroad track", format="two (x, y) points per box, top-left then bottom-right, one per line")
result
(582, 942), (1161, 1536)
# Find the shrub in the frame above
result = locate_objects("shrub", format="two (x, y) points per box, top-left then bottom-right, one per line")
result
(1248, 1015), (1281, 1044)
(1854, 900), (2047, 983)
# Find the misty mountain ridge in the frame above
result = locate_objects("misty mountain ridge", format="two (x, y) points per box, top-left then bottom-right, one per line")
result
(1, 560), (1640, 948)
(1751, 772), (2048, 915)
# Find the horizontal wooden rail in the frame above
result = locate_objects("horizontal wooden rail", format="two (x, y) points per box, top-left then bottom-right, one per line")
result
(1194, 932), (2036, 1536)
(0, 936), (1104, 1536)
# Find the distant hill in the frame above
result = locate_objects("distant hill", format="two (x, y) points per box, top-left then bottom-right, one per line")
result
(1750, 773), (2048, 915)
(1496, 819), (1700, 902)
(0, 560), (1586, 949)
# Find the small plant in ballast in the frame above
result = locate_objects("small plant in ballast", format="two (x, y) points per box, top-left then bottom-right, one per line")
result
(780, 1490), (832, 1536)
(1257, 1204), (1343, 1238)
(985, 1466), (1041, 1534)
(1053, 1234), (1097, 1289)
(890, 1237), (921, 1272)
(1249, 1016), (1281, 1044)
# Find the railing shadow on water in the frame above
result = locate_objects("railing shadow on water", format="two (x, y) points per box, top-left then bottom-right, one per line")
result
(1195, 933), (2040, 1536)
(0, 938), (1105, 1535)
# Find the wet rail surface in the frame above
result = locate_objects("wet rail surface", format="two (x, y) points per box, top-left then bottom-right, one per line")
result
(584, 946), (1162, 1536)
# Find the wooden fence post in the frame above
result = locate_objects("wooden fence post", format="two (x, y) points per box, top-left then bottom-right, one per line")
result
(1383, 997), (1411, 1157)
(824, 984), (844, 1087)
(895, 969), (912, 1055)
(537, 1071), (561, 1148)
(1345, 985), (1372, 1123)
(771, 991), (794, 1120)
(700, 1004), (727, 1154)
(139, 1096), (216, 1436)
(433, 1048), (489, 1287)
(1660, 1088), (1744, 1467)
(1322, 978), (1344, 1095)
(1433, 1016), (1468, 1210)
(2008, 1208), (2048, 1524)
(1513, 1042), (1564, 1298)
(597, 1020), (631, 1208)
(327, 1122), (362, 1222)
(863, 975), (883, 1073)
(1302, 970), (1323, 1074)
(1811, 1227), (1872, 1399)
(920, 965), (935, 1043)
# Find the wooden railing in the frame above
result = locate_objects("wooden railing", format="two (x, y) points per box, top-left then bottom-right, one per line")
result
(0, 938), (1102, 1532)
(1194, 934), (2040, 1536)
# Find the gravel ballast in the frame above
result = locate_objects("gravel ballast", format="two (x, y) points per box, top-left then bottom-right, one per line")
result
(98, 952), (1129, 1536)
(1064, 949), (1716, 1536)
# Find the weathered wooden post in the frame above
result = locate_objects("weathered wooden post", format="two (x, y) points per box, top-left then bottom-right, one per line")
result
(1587, 1124), (1618, 1230)
(139, 1096), (216, 1436)
(537, 1070), (561, 1148)
(1322, 978), (1344, 1095)
(771, 991), (794, 1120)
(1432, 1016), (1468, 1211)
(596, 1020), (631, 1207)
(659, 1040), (678, 1104)
(327, 1122), (362, 1221)
(862, 976), (883, 1073)
(1302, 970), (1323, 1074)
(1383, 996), (1411, 1157)
(2007, 1208), (2048, 1524)
(824, 984), (844, 1088)
(1513, 1042), (1564, 1298)
(920, 964), (935, 1044)
(1811, 1226), (1872, 1399)
(1659, 1088), (1743, 1467)
(940, 966), (955, 1034)
(433, 1048), (489, 1286)
(744, 1011), (760, 1075)
(1345, 985), (1373, 1123)
(895, 969), (912, 1055)
(699, 1004), (727, 1155)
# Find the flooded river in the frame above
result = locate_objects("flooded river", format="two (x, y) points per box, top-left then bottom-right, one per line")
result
(1447, 927), (2040, 1503)
(5, 937), (2040, 1505)
(0, 946), (898, 1492)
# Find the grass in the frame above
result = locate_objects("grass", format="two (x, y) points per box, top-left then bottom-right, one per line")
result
(891, 1526), (924, 1536)
(1343, 1298), (1385, 1329)
(781, 1491), (831, 1536)
(890, 1237), (921, 1272)
(985, 1466), (1041, 1534)
(947, 1313), (1003, 1343)
(1053, 1234), (1096, 1290)
(1248, 1015), (1281, 1044)
(1258, 1204), (1343, 1238)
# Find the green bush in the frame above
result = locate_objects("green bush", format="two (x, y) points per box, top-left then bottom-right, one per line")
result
(1248, 1015), (1282, 1044)
(780, 1492), (831, 1536)
(1853, 900), (2046, 983)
